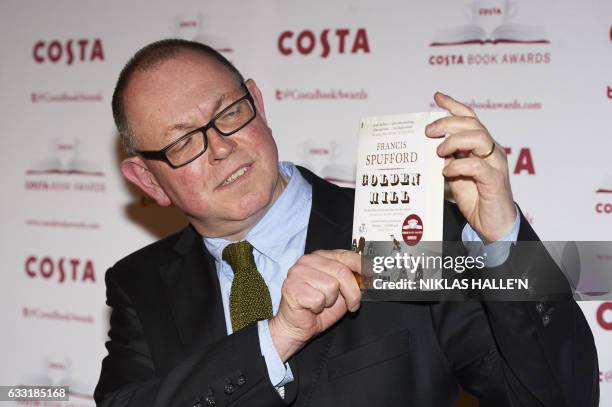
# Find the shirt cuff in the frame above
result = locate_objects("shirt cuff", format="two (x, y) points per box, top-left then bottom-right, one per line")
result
(461, 204), (521, 267)
(257, 319), (295, 387)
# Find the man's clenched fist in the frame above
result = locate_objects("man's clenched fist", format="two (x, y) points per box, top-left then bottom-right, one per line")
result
(268, 250), (362, 362)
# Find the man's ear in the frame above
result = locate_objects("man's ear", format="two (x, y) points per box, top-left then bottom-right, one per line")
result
(245, 79), (268, 124)
(120, 156), (172, 207)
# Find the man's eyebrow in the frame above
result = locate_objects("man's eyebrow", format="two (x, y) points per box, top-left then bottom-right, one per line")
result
(164, 92), (233, 135)
(166, 122), (196, 133)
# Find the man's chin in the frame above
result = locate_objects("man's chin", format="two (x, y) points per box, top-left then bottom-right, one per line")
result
(235, 192), (273, 219)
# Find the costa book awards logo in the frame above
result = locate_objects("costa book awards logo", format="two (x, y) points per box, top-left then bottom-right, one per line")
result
(171, 12), (233, 58)
(25, 137), (106, 193)
(21, 357), (93, 400)
(295, 140), (355, 187)
(26, 138), (103, 177)
(428, 0), (550, 66)
(402, 214), (424, 246)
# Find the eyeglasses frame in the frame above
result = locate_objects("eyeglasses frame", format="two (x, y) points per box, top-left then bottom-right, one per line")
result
(133, 83), (257, 169)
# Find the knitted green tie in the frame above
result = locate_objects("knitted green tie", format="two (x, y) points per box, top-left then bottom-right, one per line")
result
(222, 241), (273, 332)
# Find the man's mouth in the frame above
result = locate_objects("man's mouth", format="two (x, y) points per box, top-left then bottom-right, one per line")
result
(221, 165), (250, 187)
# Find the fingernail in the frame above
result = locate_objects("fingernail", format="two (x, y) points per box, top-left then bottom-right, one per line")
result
(437, 141), (445, 154)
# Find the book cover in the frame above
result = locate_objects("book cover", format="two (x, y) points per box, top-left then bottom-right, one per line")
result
(352, 112), (446, 255)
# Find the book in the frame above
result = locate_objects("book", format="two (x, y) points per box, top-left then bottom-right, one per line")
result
(352, 112), (445, 253)
(430, 23), (548, 46)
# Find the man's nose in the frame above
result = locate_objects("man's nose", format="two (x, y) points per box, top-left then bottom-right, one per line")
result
(206, 128), (236, 163)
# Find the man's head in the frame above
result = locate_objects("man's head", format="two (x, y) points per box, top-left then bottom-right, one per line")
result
(114, 39), (285, 240)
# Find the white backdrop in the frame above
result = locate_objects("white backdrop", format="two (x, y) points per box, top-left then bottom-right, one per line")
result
(0, 0), (611, 405)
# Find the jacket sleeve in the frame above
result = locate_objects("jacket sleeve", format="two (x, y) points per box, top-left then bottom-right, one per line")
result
(94, 267), (296, 407)
(431, 211), (599, 406)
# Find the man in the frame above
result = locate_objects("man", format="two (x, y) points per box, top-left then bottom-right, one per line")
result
(95, 39), (598, 406)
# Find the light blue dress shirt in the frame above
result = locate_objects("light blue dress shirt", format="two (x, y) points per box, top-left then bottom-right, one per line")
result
(462, 204), (521, 267)
(203, 161), (520, 388)
(203, 161), (310, 387)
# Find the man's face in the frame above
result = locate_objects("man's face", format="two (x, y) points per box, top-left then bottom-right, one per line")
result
(121, 51), (283, 239)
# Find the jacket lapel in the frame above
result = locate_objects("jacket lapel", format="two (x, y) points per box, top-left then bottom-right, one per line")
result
(300, 166), (354, 254)
(294, 167), (354, 406)
(158, 225), (227, 359)
(157, 167), (355, 403)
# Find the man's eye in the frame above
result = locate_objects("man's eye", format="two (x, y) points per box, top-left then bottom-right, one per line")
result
(173, 136), (193, 151)
(220, 105), (241, 121)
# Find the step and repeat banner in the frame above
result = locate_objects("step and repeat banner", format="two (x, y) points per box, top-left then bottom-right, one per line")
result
(0, 0), (610, 405)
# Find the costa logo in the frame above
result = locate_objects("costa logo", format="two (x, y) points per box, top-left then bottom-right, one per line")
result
(595, 203), (612, 214)
(32, 38), (104, 65)
(479, 8), (501, 15)
(503, 147), (535, 175)
(596, 302), (612, 330)
(25, 256), (96, 283)
(278, 28), (370, 58)
(595, 177), (612, 214)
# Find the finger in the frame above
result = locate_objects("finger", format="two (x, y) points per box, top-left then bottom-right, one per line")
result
(318, 295), (350, 328)
(436, 130), (495, 158)
(301, 268), (342, 308)
(433, 92), (476, 117)
(304, 252), (362, 311)
(425, 116), (483, 138)
(442, 156), (497, 184)
(313, 250), (362, 310)
(316, 250), (361, 274)
(291, 280), (328, 314)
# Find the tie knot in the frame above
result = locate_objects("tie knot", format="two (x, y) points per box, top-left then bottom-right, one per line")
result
(222, 241), (256, 271)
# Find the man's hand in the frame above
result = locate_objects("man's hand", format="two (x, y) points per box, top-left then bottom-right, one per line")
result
(268, 250), (361, 362)
(426, 92), (516, 242)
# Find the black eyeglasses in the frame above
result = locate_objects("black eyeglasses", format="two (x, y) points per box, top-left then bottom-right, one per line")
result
(134, 83), (257, 169)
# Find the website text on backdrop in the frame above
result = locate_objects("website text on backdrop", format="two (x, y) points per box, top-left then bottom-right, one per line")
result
(94, 39), (598, 407)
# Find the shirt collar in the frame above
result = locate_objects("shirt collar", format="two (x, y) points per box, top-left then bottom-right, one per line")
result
(203, 162), (311, 266)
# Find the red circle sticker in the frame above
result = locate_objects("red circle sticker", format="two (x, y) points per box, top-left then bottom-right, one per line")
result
(402, 214), (423, 246)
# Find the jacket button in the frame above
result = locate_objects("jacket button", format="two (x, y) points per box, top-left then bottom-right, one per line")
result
(237, 375), (246, 386)
(224, 378), (234, 395)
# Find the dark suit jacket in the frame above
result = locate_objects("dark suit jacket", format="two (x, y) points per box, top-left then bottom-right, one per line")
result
(95, 167), (599, 407)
